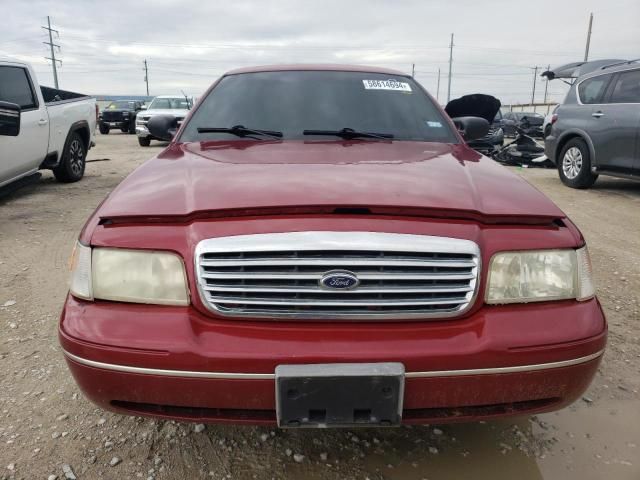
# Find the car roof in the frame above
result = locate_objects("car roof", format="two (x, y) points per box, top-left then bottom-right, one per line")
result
(225, 64), (408, 76)
(154, 95), (190, 98)
(579, 62), (640, 82)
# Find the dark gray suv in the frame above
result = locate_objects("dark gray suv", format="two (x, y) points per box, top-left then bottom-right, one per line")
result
(545, 62), (640, 188)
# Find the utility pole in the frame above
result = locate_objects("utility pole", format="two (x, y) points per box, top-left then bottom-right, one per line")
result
(584, 12), (593, 61)
(143, 59), (149, 96)
(436, 68), (441, 102)
(543, 64), (550, 103)
(531, 66), (539, 105)
(447, 33), (454, 102)
(42, 16), (61, 89)
(411, 63), (415, 78)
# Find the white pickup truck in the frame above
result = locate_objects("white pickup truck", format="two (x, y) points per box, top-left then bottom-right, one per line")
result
(0, 58), (97, 188)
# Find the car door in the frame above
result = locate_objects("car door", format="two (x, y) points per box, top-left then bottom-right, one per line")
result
(580, 70), (639, 172)
(604, 69), (640, 174)
(0, 65), (49, 184)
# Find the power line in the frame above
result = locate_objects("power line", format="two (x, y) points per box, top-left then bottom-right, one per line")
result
(42, 15), (61, 88)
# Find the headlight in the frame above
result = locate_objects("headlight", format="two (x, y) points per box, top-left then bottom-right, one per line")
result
(486, 247), (595, 304)
(69, 243), (189, 306)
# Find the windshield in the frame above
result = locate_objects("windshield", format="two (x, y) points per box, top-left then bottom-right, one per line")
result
(149, 97), (190, 110)
(107, 101), (134, 110)
(180, 71), (457, 143)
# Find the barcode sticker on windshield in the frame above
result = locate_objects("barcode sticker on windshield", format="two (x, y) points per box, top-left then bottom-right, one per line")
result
(363, 79), (412, 92)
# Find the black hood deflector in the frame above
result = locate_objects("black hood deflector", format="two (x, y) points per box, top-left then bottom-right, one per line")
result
(445, 94), (501, 123)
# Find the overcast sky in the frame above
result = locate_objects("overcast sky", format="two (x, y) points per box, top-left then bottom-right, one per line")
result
(2, 0), (638, 105)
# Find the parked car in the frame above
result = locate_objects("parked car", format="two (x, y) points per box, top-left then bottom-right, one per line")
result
(445, 94), (504, 155)
(61, 65), (605, 428)
(135, 95), (193, 146)
(99, 100), (144, 135)
(0, 58), (96, 187)
(502, 111), (544, 138)
(544, 60), (640, 188)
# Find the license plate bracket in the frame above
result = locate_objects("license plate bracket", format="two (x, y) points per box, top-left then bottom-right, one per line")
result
(275, 363), (404, 428)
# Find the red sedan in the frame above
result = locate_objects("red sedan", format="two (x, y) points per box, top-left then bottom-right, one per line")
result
(60, 65), (605, 427)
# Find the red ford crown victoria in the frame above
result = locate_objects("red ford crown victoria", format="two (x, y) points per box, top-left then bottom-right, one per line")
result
(60, 65), (606, 428)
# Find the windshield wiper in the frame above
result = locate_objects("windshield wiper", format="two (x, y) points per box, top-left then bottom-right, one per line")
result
(303, 127), (394, 140)
(197, 125), (283, 139)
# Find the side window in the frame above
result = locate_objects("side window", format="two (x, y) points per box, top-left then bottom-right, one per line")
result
(0, 66), (38, 110)
(609, 69), (640, 104)
(578, 75), (610, 104)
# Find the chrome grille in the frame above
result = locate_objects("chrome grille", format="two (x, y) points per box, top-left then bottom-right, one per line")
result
(195, 232), (480, 320)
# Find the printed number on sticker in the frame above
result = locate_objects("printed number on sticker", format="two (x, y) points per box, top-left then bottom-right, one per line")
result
(363, 79), (412, 92)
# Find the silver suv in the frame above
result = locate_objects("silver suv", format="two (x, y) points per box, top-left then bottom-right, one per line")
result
(545, 61), (640, 188)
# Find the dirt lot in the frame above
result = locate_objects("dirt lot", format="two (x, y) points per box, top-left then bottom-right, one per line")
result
(1, 133), (639, 480)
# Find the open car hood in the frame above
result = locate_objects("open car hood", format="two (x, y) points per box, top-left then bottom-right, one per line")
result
(541, 59), (629, 80)
(445, 94), (501, 123)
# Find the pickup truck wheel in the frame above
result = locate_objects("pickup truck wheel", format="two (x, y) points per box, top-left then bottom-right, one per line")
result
(53, 132), (86, 183)
(99, 123), (110, 135)
(138, 136), (151, 147)
(558, 138), (598, 189)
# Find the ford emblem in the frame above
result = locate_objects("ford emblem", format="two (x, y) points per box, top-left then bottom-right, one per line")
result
(319, 270), (360, 290)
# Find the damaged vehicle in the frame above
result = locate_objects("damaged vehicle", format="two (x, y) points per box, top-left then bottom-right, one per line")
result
(502, 111), (544, 138)
(543, 59), (640, 188)
(445, 94), (504, 156)
(60, 65), (605, 428)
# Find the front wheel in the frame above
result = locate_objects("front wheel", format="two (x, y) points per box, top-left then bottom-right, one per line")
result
(99, 123), (110, 135)
(138, 136), (151, 147)
(558, 138), (598, 189)
(53, 132), (86, 183)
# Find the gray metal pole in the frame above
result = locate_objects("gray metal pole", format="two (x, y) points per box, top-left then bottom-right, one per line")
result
(446, 33), (454, 102)
(543, 64), (550, 103)
(411, 63), (415, 78)
(531, 66), (538, 105)
(144, 59), (149, 96)
(584, 13), (593, 62)
(436, 68), (441, 102)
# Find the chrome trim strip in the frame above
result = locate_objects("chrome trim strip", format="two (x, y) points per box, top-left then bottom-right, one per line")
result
(194, 232), (481, 321)
(63, 349), (604, 380)
(63, 351), (274, 379)
(405, 350), (604, 378)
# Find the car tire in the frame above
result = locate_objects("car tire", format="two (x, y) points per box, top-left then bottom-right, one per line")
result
(120, 126), (128, 133)
(99, 123), (110, 135)
(53, 132), (86, 183)
(557, 137), (598, 189)
(138, 136), (151, 147)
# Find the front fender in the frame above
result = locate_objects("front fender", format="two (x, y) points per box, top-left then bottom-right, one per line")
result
(554, 129), (596, 166)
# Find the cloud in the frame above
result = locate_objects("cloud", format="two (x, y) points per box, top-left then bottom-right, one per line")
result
(1, 0), (638, 104)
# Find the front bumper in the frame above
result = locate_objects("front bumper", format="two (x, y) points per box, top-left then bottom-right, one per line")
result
(59, 294), (606, 425)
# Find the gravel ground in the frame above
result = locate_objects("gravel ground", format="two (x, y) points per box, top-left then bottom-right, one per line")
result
(0, 133), (638, 480)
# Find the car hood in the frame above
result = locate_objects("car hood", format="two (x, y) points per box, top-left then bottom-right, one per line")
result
(138, 108), (190, 117)
(445, 94), (501, 123)
(97, 140), (565, 224)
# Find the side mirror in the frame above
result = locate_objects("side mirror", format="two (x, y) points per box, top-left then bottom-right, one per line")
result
(140, 105), (147, 110)
(147, 114), (178, 141)
(452, 116), (490, 141)
(0, 101), (21, 137)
